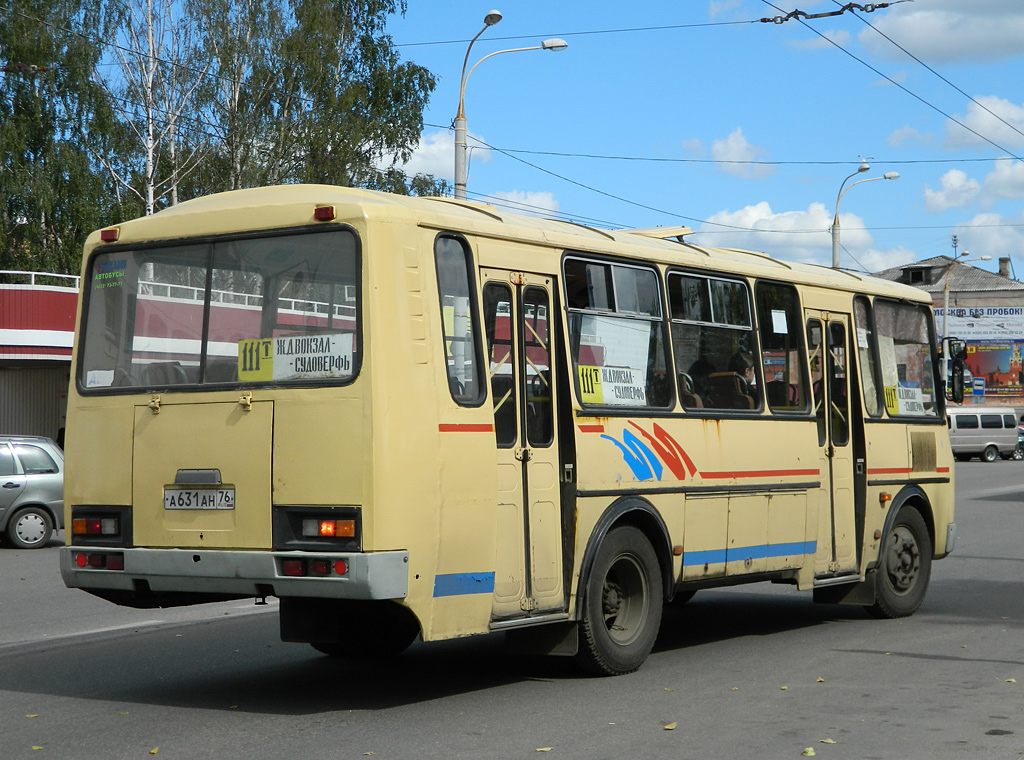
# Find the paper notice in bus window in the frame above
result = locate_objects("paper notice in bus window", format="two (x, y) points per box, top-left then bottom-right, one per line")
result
(86, 369), (115, 388)
(771, 309), (788, 334)
(884, 384), (925, 415)
(857, 327), (870, 349)
(578, 365), (647, 406)
(238, 333), (355, 382)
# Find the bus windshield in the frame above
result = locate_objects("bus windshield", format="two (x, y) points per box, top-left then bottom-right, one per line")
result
(79, 227), (360, 391)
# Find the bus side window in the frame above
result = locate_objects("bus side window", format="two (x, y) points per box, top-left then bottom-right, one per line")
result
(668, 272), (756, 411)
(434, 235), (484, 406)
(754, 281), (808, 414)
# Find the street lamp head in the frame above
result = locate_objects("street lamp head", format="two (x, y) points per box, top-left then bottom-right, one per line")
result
(484, 9), (502, 25)
(883, 172), (899, 180)
(980, 255), (992, 261)
(541, 38), (569, 51)
(857, 160), (870, 173)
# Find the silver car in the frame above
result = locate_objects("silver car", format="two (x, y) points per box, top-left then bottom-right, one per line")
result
(0, 436), (65, 549)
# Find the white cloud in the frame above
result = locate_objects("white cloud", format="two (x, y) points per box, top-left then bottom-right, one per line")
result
(944, 96), (1024, 151)
(681, 138), (705, 155)
(708, 0), (743, 21)
(923, 170), (981, 212)
(953, 211), (1024, 261)
(887, 125), (929, 148)
(790, 29), (851, 51)
(710, 128), (776, 179)
(860, 3), (1024, 64)
(488, 190), (560, 218)
(981, 160), (1024, 203)
(689, 200), (913, 270)
(396, 129), (492, 181)
(921, 161), (1024, 212)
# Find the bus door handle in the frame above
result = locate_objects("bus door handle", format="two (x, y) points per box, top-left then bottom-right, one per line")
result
(515, 448), (532, 462)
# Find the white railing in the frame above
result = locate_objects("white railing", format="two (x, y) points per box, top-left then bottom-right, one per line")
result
(0, 270), (80, 289)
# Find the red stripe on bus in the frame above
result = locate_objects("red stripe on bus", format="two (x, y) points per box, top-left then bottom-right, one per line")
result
(578, 425), (605, 433)
(438, 423), (494, 433)
(936, 467), (950, 473)
(701, 469), (819, 479)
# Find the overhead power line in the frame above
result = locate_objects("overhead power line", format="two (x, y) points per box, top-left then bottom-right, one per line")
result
(758, 0), (1024, 163)
(829, 0), (1024, 145)
(759, 1), (912, 25)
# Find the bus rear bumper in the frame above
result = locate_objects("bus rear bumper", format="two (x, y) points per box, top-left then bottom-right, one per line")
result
(59, 547), (409, 605)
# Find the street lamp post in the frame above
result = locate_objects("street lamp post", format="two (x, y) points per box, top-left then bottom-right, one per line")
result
(831, 161), (899, 269)
(453, 11), (567, 200)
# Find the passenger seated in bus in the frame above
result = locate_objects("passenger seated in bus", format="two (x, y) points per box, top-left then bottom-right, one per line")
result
(687, 355), (715, 398)
(729, 352), (758, 402)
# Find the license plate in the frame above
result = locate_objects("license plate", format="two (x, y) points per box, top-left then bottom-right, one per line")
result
(164, 487), (235, 510)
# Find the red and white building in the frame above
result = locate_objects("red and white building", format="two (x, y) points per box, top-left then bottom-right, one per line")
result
(0, 271), (79, 442)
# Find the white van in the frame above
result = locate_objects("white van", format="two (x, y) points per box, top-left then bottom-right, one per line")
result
(947, 406), (1020, 462)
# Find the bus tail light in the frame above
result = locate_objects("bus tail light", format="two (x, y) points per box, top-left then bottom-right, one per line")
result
(74, 552), (125, 570)
(302, 519), (355, 538)
(278, 557), (348, 577)
(72, 517), (119, 536)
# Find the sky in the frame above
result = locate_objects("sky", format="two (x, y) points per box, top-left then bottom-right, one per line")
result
(383, 0), (1024, 275)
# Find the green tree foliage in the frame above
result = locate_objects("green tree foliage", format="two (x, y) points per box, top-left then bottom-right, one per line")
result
(0, 1), (134, 275)
(183, 0), (443, 195)
(2, 0), (443, 276)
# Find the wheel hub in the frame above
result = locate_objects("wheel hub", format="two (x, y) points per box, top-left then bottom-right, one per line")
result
(885, 525), (920, 593)
(16, 513), (47, 545)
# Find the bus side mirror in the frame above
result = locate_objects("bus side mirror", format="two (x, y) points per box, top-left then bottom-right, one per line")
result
(947, 339), (968, 361)
(950, 358), (965, 404)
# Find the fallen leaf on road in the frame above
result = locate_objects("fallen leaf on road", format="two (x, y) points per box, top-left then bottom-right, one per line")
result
(1005, 678), (1016, 683)
(150, 749), (158, 755)
(801, 748), (816, 756)
(664, 688), (675, 692)
(821, 738), (837, 744)
(26, 715), (38, 718)
(816, 678), (825, 683)
(32, 747), (43, 751)
(536, 748), (553, 752)
(780, 686), (788, 690)
(664, 722), (677, 730)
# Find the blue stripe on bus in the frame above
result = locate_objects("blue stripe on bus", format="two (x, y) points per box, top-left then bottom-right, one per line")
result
(682, 541), (817, 567)
(433, 572), (496, 597)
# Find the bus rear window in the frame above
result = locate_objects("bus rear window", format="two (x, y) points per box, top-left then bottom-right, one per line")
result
(79, 228), (360, 391)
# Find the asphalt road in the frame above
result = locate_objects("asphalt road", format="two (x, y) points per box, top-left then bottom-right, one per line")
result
(2, 461), (1023, 760)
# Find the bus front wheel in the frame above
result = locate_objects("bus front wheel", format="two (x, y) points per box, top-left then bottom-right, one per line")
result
(576, 526), (663, 676)
(867, 507), (932, 619)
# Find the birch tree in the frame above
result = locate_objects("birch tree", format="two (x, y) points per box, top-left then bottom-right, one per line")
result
(97, 0), (208, 215)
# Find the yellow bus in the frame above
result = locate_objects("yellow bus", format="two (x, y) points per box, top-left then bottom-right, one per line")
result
(61, 185), (958, 675)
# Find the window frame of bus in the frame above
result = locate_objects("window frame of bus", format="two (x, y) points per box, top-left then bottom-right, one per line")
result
(666, 268), (760, 413)
(563, 254), (673, 411)
(77, 224), (362, 394)
(753, 279), (811, 415)
(433, 233), (486, 407)
(865, 297), (943, 421)
(853, 295), (883, 418)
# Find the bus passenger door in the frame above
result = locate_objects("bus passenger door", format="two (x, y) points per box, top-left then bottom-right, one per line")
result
(482, 271), (564, 620)
(806, 312), (859, 577)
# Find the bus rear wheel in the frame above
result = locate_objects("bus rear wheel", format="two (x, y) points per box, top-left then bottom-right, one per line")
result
(576, 526), (663, 676)
(867, 507), (932, 619)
